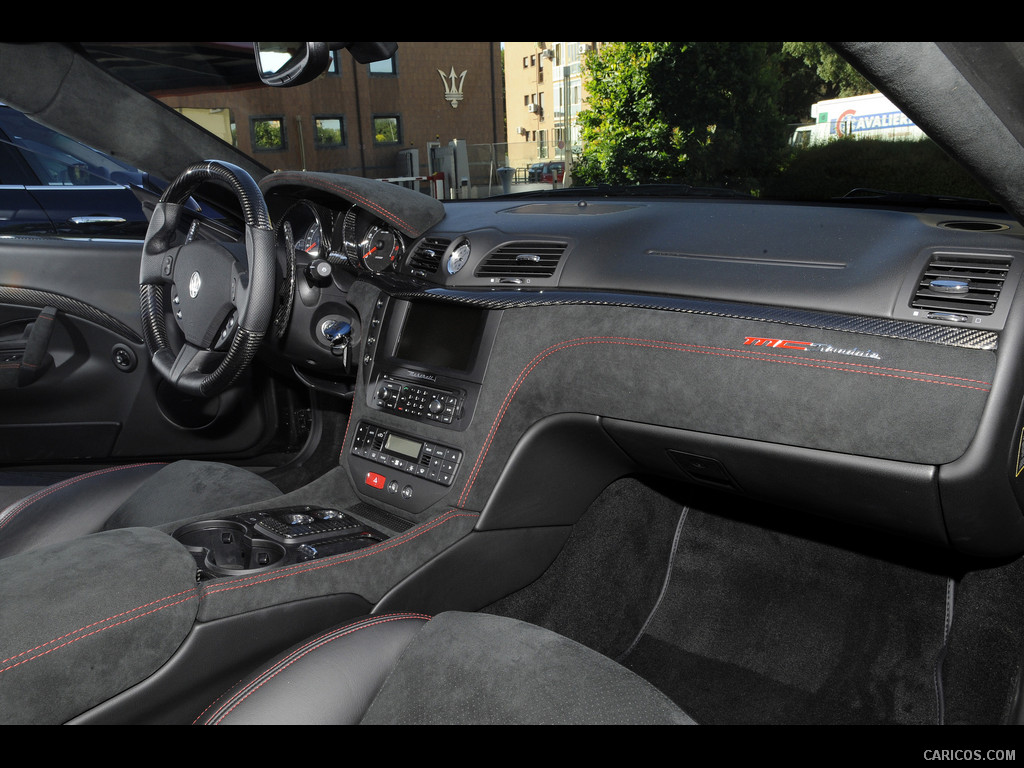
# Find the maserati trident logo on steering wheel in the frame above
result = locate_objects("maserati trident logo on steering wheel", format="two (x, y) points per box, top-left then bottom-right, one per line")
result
(189, 271), (202, 298)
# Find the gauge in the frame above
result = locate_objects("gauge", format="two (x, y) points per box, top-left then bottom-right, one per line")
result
(279, 201), (326, 259)
(295, 220), (322, 259)
(359, 223), (404, 273)
(446, 239), (471, 275)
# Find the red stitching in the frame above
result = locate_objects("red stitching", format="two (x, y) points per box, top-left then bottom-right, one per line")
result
(456, 336), (993, 506)
(201, 511), (478, 597)
(338, 398), (354, 462)
(0, 589), (197, 675)
(198, 613), (431, 724)
(269, 173), (420, 235)
(0, 463), (165, 532)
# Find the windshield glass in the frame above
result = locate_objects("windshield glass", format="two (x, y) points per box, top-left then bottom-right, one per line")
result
(83, 41), (998, 208)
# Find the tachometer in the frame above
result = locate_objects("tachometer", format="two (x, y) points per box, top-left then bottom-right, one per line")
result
(359, 224), (404, 273)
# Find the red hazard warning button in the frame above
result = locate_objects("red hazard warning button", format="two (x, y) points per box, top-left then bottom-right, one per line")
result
(365, 472), (386, 489)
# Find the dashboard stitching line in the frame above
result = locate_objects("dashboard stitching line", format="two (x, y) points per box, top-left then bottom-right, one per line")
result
(390, 289), (999, 350)
(271, 173), (419, 235)
(457, 336), (993, 506)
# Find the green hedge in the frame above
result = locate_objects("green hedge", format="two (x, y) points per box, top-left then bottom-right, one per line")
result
(763, 137), (995, 202)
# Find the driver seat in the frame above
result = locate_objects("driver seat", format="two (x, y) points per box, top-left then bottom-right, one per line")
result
(0, 460), (281, 559)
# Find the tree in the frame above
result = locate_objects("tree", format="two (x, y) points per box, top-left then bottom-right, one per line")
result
(574, 42), (794, 190)
(781, 42), (874, 98)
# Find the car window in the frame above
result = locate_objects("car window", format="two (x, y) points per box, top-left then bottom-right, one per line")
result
(0, 105), (156, 238)
(0, 106), (147, 188)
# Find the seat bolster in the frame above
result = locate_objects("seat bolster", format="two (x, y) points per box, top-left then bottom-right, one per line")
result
(0, 463), (166, 559)
(363, 612), (696, 725)
(196, 613), (431, 725)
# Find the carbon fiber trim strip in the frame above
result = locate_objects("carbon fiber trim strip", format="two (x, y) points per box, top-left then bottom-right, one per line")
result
(0, 285), (143, 344)
(380, 285), (1000, 350)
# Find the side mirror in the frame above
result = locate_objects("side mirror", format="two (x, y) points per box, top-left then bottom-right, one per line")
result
(254, 42), (399, 87)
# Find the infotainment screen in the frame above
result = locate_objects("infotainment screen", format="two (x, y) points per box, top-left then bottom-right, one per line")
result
(393, 302), (485, 372)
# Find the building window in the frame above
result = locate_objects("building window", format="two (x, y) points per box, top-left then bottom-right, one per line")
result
(369, 55), (397, 75)
(373, 115), (401, 145)
(315, 116), (346, 148)
(251, 117), (286, 151)
(327, 51), (341, 76)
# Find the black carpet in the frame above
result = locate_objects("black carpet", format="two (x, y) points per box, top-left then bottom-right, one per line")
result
(484, 476), (997, 725)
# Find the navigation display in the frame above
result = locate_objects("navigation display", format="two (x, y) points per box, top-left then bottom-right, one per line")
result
(394, 302), (484, 372)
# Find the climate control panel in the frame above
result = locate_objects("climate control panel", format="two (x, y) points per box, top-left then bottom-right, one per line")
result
(351, 421), (463, 487)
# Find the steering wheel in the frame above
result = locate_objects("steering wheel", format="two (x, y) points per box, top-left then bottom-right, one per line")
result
(139, 160), (276, 398)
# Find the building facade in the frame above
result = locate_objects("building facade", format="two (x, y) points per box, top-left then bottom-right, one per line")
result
(503, 42), (602, 179)
(157, 42), (504, 196)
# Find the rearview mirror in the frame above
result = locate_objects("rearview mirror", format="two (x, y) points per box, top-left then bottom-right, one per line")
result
(253, 42), (330, 87)
(254, 42), (399, 87)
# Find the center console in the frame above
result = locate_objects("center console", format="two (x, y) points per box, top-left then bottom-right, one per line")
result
(174, 507), (389, 578)
(351, 295), (501, 513)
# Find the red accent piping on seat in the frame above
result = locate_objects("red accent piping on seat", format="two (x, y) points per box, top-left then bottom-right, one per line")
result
(0, 587), (197, 675)
(0, 463), (166, 533)
(196, 612), (432, 724)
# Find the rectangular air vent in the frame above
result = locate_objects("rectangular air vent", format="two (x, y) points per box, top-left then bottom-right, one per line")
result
(910, 253), (1011, 316)
(407, 237), (450, 274)
(475, 241), (567, 279)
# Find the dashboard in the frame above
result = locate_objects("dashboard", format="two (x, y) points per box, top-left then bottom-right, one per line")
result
(259, 171), (1024, 559)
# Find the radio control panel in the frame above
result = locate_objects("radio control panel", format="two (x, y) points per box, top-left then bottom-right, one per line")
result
(371, 375), (463, 425)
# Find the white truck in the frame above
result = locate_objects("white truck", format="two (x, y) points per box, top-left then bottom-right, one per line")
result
(791, 92), (924, 146)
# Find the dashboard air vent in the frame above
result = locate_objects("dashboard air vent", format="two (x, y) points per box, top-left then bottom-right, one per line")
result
(911, 253), (1011, 316)
(475, 241), (567, 278)
(407, 237), (450, 274)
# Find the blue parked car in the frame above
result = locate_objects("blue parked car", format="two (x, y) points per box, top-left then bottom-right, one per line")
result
(0, 104), (160, 238)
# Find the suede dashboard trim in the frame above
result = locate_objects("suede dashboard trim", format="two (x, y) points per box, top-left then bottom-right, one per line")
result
(456, 335), (993, 508)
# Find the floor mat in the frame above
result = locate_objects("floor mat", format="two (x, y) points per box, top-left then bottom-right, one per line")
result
(618, 506), (952, 725)
(484, 477), (685, 659)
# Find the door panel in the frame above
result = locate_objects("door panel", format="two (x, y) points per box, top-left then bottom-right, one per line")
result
(0, 237), (277, 464)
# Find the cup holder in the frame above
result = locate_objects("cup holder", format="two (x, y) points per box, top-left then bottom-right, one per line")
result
(174, 520), (286, 577)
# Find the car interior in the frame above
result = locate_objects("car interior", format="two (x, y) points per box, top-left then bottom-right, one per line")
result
(3, 41), (1024, 728)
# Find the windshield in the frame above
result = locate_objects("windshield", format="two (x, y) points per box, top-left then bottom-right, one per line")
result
(77, 41), (999, 208)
